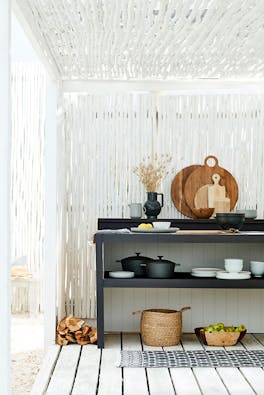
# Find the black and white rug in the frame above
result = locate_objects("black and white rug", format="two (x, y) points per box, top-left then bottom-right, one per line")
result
(118, 350), (264, 368)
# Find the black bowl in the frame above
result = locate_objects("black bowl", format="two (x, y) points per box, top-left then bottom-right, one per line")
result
(215, 213), (245, 230)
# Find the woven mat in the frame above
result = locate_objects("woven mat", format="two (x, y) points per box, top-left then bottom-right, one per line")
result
(118, 350), (264, 368)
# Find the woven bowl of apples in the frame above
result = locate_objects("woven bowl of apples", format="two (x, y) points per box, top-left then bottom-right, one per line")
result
(195, 323), (247, 346)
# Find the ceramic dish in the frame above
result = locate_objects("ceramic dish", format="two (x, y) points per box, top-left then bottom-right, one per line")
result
(216, 271), (251, 280)
(191, 268), (221, 277)
(195, 327), (246, 346)
(109, 271), (134, 278)
(131, 227), (179, 233)
(236, 209), (257, 219)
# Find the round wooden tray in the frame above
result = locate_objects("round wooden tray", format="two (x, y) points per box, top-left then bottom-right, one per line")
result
(171, 164), (201, 218)
(184, 156), (238, 213)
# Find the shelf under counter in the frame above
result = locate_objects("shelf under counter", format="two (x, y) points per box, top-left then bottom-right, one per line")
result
(103, 272), (264, 288)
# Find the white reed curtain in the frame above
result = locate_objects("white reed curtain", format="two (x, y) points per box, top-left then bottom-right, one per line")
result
(60, 93), (156, 318)
(60, 89), (264, 319)
(11, 63), (46, 312)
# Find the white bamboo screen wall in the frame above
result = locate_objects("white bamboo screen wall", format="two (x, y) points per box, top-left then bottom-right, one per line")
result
(11, 63), (46, 313)
(61, 90), (264, 319)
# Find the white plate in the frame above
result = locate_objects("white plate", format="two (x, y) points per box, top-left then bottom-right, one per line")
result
(192, 267), (221, 272)
(216, 271), (251, 280)
(191, 268), (221, 277)
(109, 271), (134, 278)
(191, 272), (217, 278)
(131, 227), (179, 233)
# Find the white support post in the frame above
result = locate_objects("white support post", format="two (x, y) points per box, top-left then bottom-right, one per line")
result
(0, 0), (11, 393)
(44, 77), (58, 348)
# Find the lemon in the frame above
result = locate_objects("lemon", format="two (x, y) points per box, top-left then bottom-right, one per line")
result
(138, 223), (153, 229)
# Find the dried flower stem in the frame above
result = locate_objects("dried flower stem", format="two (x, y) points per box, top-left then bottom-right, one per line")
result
(133, 154), (172, 192)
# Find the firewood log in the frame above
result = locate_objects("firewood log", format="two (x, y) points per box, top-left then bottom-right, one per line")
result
(89, 327), (97, 344)
(65, 315), (84, 331)
(57, 334), (68, 346)
(65, 333), (77, 343)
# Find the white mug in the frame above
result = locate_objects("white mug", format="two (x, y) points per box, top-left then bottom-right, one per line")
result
(224, 258), (243, 273)
(129, 203), (142, 219)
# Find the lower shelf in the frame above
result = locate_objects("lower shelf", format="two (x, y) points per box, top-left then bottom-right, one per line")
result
(103, 271), (264, 288)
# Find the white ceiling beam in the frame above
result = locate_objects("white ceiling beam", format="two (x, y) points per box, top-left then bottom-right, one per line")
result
(62, 79), (264, 93)
(12, 0), (61, 80)
(0, 0), (11, 393)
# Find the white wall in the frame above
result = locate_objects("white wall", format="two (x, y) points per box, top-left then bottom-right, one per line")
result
(60, 89), (264, 320)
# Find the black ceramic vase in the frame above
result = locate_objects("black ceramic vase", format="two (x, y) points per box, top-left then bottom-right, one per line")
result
(143, 192), (164, 219)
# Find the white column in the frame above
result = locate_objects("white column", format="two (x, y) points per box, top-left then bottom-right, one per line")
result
(44, 77), (58, 348)
(0, 0), (11, 393)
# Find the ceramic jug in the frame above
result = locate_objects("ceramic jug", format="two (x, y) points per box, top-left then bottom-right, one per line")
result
(143, 192), (164, 219)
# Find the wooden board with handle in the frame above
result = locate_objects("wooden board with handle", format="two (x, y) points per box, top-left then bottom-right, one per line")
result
(176, 230), (225, 234)
(184, 156), (238, 213)
(194, 184), (210, 208)
(171, 164), (201, 218)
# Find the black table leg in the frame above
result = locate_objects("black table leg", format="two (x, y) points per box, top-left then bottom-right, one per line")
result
(96, 236), (104, 348)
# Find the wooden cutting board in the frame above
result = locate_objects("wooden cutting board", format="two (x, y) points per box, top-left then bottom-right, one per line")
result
(184, 155), (238, 213)
(194, 184), (210, 208)
(171, 164), (201, 218)
(176, 230), (225, 234)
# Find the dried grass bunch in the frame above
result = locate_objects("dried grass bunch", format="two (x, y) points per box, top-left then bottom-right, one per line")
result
(133, 154), (172, 192)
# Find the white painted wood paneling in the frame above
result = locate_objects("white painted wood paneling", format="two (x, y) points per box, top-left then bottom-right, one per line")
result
(30, 345), (61, 395)
(72, 345), (101, 395)
(31, 333), (264, 395)
(97, 334), (122, 395)
(122, 333), (148, 395)
(142, 343), (175, 395)
(46, 345), (81, 394)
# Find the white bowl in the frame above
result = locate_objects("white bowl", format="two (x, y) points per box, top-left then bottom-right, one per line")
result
(236, 209), (257, 219)
(152, 221), (171, 230)
(224, 258), (243, 273)
(250, 261), (264, 277)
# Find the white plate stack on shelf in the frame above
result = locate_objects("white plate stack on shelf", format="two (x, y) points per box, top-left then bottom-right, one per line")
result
(191, 268), (221, 277)
(216, 271), (251, 280)
(216, 258), (251, 280)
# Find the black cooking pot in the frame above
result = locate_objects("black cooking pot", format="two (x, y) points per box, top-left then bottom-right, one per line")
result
(117, 252), (153, 277)
(146, 256), (180, 278)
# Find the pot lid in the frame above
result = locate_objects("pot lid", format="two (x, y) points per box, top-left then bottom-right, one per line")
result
(121, 252), (153, 261)
(153, 256), (180, 265)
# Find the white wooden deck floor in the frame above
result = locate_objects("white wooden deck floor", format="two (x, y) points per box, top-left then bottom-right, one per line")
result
(31, 333), (264, 395)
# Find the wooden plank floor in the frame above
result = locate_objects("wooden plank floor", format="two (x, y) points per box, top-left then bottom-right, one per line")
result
(31, 333), (264, 395)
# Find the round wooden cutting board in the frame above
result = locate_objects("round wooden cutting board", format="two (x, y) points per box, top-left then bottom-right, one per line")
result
(171, 164), (201, 218)
(184, 156), (238, 212)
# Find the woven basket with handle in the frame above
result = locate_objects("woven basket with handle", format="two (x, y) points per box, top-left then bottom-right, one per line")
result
(133, 306), (191, 346)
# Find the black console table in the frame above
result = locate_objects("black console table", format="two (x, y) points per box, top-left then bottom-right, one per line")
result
(95, 222), (264, 348)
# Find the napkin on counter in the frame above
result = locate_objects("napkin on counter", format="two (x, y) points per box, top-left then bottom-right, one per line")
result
(95, 228), (131, 233)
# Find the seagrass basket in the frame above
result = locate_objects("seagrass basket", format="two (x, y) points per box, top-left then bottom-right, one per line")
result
(133, 306), (190, 346)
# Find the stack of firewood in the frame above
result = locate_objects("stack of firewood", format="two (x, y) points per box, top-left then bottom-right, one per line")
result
(56, 315), (97, 346)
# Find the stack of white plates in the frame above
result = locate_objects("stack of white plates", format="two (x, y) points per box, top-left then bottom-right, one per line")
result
(109, 271), (134, 278)
(191, 268), (221, 277)
(216, 271), (251, 280)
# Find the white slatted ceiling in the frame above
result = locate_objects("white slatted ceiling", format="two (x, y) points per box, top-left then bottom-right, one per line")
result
(61, 90), (264, 319)
(15, 0), (264, 80)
